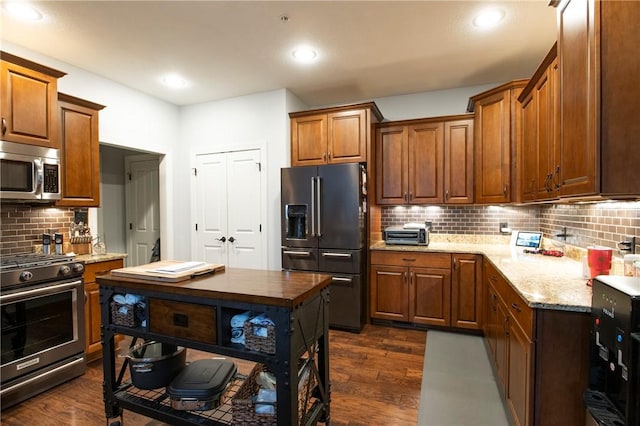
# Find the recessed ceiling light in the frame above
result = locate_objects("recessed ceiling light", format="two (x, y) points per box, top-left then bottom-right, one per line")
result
(473, 9), (505, 28)
(161, 74), (188, 89)
(292, 47), (317, 63)
(4, 2), (43, 21)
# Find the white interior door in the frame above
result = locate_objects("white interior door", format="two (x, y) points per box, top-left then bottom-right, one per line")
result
(125, 156), (160, 266)
(193, 148), (265, 269)
(194, 153), (228, 265)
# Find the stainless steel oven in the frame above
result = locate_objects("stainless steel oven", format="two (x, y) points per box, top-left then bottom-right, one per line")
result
(0, 254), (85, 408)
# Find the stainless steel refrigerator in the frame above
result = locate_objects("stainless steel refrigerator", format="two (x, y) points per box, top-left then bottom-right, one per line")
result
(281, 163), (366, 332)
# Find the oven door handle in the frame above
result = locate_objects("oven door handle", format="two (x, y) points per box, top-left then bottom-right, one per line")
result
(0, 279), (82, 303)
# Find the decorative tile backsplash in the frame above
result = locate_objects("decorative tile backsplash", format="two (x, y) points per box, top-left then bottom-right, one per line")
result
(0, 204), (74, 255)
(381, 201), (640, 253)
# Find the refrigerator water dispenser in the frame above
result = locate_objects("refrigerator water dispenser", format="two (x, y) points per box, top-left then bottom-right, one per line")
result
(285, 204), (307, 239)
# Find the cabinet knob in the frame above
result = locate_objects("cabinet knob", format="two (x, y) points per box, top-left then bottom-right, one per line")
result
(1, 117), (6, 135)
(554, 165), (561, 190)
(445, 190), (449, 200)
(503, 185), (508, 196)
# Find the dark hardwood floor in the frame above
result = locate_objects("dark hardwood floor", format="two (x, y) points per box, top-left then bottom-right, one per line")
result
(0, 325), (426, 426)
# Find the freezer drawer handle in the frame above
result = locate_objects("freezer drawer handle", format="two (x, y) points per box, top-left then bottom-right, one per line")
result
(321, 252), (352, 258)
(283, 250), (311, 256)
(331, 277), (353, 283)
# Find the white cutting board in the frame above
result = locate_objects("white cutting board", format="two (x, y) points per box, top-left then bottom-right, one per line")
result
(110, 260), (225, 282)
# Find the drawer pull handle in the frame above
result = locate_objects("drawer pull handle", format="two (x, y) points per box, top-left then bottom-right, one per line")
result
(95, 270), (110, 276)
(322, 252), (352, 258)
(402, 258), (416, 262)
(511, 303), (522, 313)
(331, 277), (353, 283)
(173, 313), (189, 327)
(283, 250), (311, 256)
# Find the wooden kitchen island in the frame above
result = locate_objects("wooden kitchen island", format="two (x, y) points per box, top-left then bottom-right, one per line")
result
(97, 268), (332, 426)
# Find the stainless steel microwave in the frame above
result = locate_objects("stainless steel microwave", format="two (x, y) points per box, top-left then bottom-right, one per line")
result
(0, 140), (61, 202)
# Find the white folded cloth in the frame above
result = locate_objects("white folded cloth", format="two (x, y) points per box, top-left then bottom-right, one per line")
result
(231, 311), (252, 328)
(231, 327), (245, 345)
(112, 294), (126, 304)
(249, 313), (274, 337)
(125, 294), (143, 305)
(255, 388), (276, 415)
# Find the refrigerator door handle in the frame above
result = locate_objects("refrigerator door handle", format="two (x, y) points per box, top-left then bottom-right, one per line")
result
(283, 250), (312, 256)
(331, 277), (353, 283)
(321, 252), (352, 258)
(316, 176), (322, 237)
(310, 177), (316, 237)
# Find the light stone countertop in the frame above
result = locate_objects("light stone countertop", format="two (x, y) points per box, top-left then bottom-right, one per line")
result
(75, 253), (128, 264)
(370, 238), (593, 313)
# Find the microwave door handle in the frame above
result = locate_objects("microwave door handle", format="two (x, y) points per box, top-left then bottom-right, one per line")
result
(316, 176), (322, 237)
(34, 159), (43, 197)
(310, 177), (316, 237)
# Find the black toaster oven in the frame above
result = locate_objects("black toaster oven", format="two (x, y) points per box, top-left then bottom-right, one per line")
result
(383, 226), (428, 246)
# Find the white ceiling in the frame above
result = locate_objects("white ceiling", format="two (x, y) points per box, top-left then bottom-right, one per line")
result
(1, 1), (558, 107)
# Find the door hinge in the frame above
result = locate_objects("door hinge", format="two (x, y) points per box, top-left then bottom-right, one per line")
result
(128, 173), (132, 181)
(256, 162), (261, 172)
(259, 224), (262, 232)
(129, 223), (133, 230)
(192, 168), (197, 176)
(195, 224), (198, 231)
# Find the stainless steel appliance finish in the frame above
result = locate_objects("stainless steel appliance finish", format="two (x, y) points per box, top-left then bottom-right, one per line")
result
(384, 226), (429, 246)
(587, 276), (640, 426)
(0, 140), (61, 202)
(281, 163), (366, 332)
(0, 253), (86, 408)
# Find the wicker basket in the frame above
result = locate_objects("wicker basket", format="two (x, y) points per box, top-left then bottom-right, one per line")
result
(110, 301), (144, 327)
(232, 362), (317, 425)
(243, 322), (276, 354)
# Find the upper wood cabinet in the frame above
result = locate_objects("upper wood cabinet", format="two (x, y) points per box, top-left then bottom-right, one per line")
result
(469, 80), (528, 204)
(57, 93), (105, 207)
(0, 51), (66, 148)
(376, 114), (474, 205)
(554, 0), (640, 198)
(519, 44), (560, 202)
(289, 102), (383, 166)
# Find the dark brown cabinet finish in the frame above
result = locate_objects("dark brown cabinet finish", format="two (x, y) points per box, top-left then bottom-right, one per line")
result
(57, 93), (105, 207)
(483, 258), (590, 426)
(83, 258), (124, 363)
(555, 0), (640, 198)
(370, 251), (451, 325)
(376, 115), (474, 205)
(519, 44), (559, 202)
(290, 102), (382, 167)
(0, 52), (66, 148)
(370, 251), (481, 330)
(469, 80), (527, 204)
(451, 254), (482, 330)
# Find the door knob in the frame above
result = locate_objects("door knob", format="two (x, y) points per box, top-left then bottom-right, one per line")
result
(228, 236), (235, 243)
(216, 236), (226, 242)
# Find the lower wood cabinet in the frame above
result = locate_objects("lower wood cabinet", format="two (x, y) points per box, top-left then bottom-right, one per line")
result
(370, 251), (482, 330)
(483, 259), (590, 426)
(84, 258), (124, 362)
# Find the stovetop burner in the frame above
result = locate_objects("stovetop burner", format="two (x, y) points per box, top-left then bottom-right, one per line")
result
(0, 253), (83, 290)
(0, 253), (75, 271)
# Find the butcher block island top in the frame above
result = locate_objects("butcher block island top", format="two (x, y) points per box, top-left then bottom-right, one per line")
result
(97, 266), (333, 308)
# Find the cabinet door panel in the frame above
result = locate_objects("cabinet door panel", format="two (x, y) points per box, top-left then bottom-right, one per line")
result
(475, 92), (510, 203)
(444, 119), (474, 204)
(410, 267), (451, 326)
(376, 126), (407, 205)
(451, 254), (482, 329)
(520, 92), (537, 202)
(370, 265), (408, 321)
(0, 60), (60, 147)
(558, 0), (597, 196)
(408, 122), (443, 204)
(328, 109), (366, 164)
(291, 114), (326, 166)
(495, 299), (509, 392)
(85, 282), (102, 359)
(507, 321), (533, 426)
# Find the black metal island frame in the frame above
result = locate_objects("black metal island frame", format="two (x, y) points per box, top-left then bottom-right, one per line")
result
(97, 267), (332, 426)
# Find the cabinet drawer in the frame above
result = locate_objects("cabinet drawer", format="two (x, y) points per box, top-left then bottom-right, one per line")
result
(506, 290), (534, 340)
(484, 260), (509, 298)
(370, 251), (451, 268)
(84, 259), (124, 283)
(149, 298), (217, 344)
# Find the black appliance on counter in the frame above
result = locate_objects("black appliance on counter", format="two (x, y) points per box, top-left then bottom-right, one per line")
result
(0, 254), (86, 408)
(586, 275), (640, 426)
(281, 163), (366, 332)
